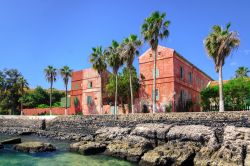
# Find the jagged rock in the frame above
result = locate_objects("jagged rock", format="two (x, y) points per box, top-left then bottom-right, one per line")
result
(14, 142), (56, 153)
(95, 127), (131, 142)
(139, 141), (201, 166)
(69, 141), (106, 155)
(131, 123), (173, 140)
(105, 135), (153, 162)
(194, 126), (250, 166)
(1, 137), (21, 144)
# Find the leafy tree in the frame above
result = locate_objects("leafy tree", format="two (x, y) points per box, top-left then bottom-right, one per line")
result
(44, 65), (57, 115)
(90, 46), (107, 114)
(60, 66), (73, 115)
(204, 23), (240, 112)
(106, 67), (139, 113)
(120, 35), (142, 113)
(105, 40), (123, 116)
(17, 76), (29, 115)
(235, 66), (249, 78)
(141, 11), (170, 113)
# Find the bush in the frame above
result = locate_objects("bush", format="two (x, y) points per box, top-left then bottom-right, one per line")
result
(37, 104), (49, 108)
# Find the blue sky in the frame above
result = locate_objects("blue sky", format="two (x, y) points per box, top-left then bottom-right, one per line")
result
(0, 0), (249, 90)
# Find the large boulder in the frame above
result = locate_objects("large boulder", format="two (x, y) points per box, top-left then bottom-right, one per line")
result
(105, 135), (153, 162)
(139, 141), (201, 166)
(69, 141), (106, 155)
(14, 142), (56, 153)
(194, 126), (250, 166)
(95, 127), (131, 142)
(1, 137), (21, 144)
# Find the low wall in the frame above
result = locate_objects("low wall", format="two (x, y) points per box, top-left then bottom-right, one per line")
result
(23, 108), (65, 115)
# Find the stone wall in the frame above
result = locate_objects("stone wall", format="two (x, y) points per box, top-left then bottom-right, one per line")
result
(23, 108), (65, 115)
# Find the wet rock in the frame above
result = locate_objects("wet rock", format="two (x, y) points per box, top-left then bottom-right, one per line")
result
(70, 141), (106, 155)
(139, 141), (201, 166)
(14, 142), (56, 153)
(1, 137), (21, 144)
(105, 135), (153, 162)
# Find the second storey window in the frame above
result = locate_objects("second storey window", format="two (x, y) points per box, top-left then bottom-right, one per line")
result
(189, 72), (193, 83)
(88, 81), (93, 88)
(75, 83), (78, 90)
(180, 67), (184, 80)
(152, 68), (159, 78)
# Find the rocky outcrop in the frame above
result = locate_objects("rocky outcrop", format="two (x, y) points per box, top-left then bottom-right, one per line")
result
(1, 137), (21, 144)
(70, 141), (106, 155)
(14, 142), (56, 153)
(95, 127), (131, 142)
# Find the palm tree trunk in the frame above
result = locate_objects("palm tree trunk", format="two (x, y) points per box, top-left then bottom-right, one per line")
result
(153, 49), (157, 113)
(21, 86), (24, 116)
(100, 73), (103, 114)
(218, 64), (225, 112)
(65, 84), (68, 115)
(50, 81), (52, 115)
(129, 68), (134, 114)
(115, 74), (118, 119)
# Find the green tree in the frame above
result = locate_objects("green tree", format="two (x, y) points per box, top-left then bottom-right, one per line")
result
(90, 46), (107, 114)
(105, 40), (123, 116)
(120, 35), (142, 113)
(235, 66), (249, 78)
(60, 66), (73, 115)
(204, 23), (240, 112)
(44, 65), (57, 115)
(141, 11), (170, 113)
(17, 76), (29, 115)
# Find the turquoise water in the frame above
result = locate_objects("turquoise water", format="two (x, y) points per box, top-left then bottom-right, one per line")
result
(0, 135), (134, 166)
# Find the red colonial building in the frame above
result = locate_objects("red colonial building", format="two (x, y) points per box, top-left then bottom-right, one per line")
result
(139, 46), (213, 112)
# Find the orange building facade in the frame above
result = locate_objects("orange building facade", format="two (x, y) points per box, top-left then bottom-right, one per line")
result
(139, 46), (213, 112)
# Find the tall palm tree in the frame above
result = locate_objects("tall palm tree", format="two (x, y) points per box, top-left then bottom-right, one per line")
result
(120, 35), (142, 114)
(60, 66), (73, 115)
(17, 76), (29, 115)
(105, 40), (123, 116)
(204, 23), (240, 112)
(235, 66), (249, 78)
(141, 11), (170, 113)
(44, 65), (57, 115)
(90, 46), (107, 114)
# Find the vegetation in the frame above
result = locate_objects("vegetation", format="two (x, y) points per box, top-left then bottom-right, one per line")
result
(141, 11), (170, 113)
(106, 67), (140, 113)
(90, 46), (107, 114)
(204, 23), (240, 112)
(201, 77), (250, 111)
(235, 66), (249, 78)
(59, 66), (73, 115)
(44, 65), (57, 115)
(105, 40), (124, 116)
(17, 76), (29, 115)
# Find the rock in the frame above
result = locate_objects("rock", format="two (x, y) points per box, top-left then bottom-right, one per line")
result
(131, 123), (173, 140)
(14, 142), (56, 153)
(139, 141), (201, 166)
(105, 135), (153, 162)
(1, 137), (21, 144)
(69, 141), (106, 155)
(95, 127), (131, 142)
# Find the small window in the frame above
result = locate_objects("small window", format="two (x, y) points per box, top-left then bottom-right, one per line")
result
(87, 96), (92, 105)
(180, 67), (184, 80)
(75, 83), (78, 90)
(201, 80), (205, 88)
(180, 90), (185, 102)
(158, 52), (161, 55)
(152, 68), (159, 78)
(88, 81), (93, 88)
(152, 89), (159, 101)
(189, 72), (193, 83)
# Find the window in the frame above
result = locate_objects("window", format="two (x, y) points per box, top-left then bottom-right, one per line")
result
(180, 67), (184, 80)
(75, 83), (78, 90)
(152, 89), (159, 101)
(180, 90), (185, 102)
(201, 80), (205, 88)
(189, 72), (193, 83)
(152, 68), (159, 78)
(87, 96), (92, 105)
(88, 81), (93, 88)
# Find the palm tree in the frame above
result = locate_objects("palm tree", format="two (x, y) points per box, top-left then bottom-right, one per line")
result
(60, 66), (73, 115)
(204, 23), (240, 112)
(90, 46), (107, 114)
(44, 65), (57, 115)
(120, 35), (142, 114)
(235, 66), (249, 78)
(17, 76), (29, 115)
(141, 11), (170, 113)
(105, 40), (123, 117)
